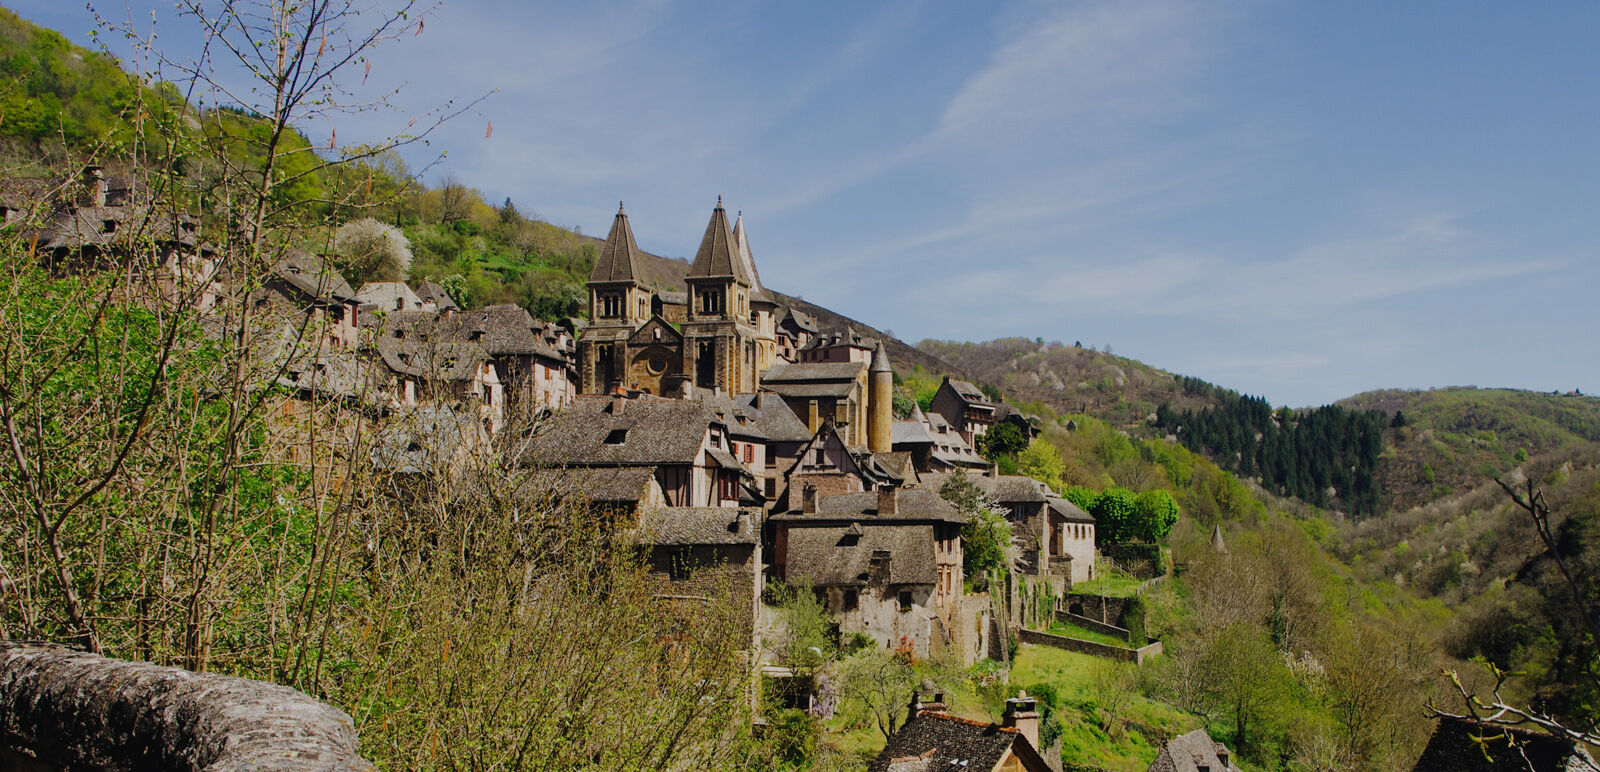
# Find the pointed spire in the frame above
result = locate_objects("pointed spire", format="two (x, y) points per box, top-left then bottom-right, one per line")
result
(1211, 524), (1229, 554)
(687, 198), (751, 283)
(909, 401), (926, 423)
(731, 210), (764, 291)
(590, 202), (643, 284)
(870, 340), (892, 373)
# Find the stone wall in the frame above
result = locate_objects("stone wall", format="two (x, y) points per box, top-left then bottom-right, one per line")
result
(1101, 544), (1162, 579)
(1060, 593), (1131, 626)
(0, 642), (373, 771)
(1016, 630), (1164, 665)
(1056, 611), (1131, 642)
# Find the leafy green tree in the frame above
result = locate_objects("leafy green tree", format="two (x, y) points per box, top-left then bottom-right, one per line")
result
(1090, 487), (1137, 544)
(1017, 438), (1066, 491)
(940, 473), (1011, 583)
(1132, 489), (1179, 542)
(979, 422), (1028, 461)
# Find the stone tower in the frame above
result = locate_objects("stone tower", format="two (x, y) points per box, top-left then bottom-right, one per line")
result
(869, 341), (893, 453)
(733, 211), (779, 380)
(579, 203), (653, 393)
(682, 198), (760, 394)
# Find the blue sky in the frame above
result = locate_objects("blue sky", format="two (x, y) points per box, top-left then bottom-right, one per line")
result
(15, 1), (1598, 407)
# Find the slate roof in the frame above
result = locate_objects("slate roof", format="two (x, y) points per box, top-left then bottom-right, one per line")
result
(413, 281), (459, 311)
(784, 524), (937, 586)
(376, 336), (490, 381)
(1148, 729), (1237, 772)
(591, 203), (643, 284)
(35, 205), (203, 252)
(514, 398), (719, 467)
(735, 392), (812, 443)
(775, 489), (964, 524)
(686, 199), (751, 283)
(868, 713), (1032, 772)
(763, 361), (868, 383)
(272, 339), (377, 401)
(1409, 718), (1597, 772)
(526, 466), (658, 503)
(356, 281), (425, 311)
(370, 406), (485, 475)
(1047, 496), (1095, 524)
(777, 307), (819, 333)
(891, 419), (938, 446)
(731, 211), (764, 291)
(637, 507), (759, 546)
(695, 394), (769, 441)
(657, 290), (688, 306)
(271, 249), (357, 301)
(761, 380), (857, 399)
(944, 378), (993, 406)
(368, 306), (565, 362)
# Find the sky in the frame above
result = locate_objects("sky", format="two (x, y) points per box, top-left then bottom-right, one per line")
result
(13, 0), (1599, 407)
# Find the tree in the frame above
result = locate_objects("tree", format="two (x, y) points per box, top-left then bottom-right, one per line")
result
(979, 422), (1027, 461)
(1017, 438), (1065, 491)
(335, 217), (412, 283)
(940, 472), (1011, 584)
(836, 647), (918, 740)
(1132, 489), (1179, 542)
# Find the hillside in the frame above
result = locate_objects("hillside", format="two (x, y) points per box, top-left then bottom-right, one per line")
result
(917, 338), (1226, 428)
(1340, 387), (1600, 512)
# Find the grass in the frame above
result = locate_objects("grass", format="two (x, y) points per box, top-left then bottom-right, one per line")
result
(1012, 645), (1199, 772)
(1071, 564), (1146, 598)
(1044, 619), (1132, 648)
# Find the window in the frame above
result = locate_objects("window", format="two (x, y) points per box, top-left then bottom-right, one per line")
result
(765, 478), (776, 498)
(698, 289), (723, 315)
(600, 293), (622, 317)
(744, 444), (754, 464)
(843, 590), (859, 611)
(100, 219), (117, 234)
(604, 428), (628, 445)
(898, 591), (913, 612)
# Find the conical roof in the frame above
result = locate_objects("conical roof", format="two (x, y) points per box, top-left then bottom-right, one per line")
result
(591, 202), (641, 284)
(870, 341), (893, 373)
(688, 197), (751, 283)
(1211, 524), (1229, 554)
(731, 211), (764, 291)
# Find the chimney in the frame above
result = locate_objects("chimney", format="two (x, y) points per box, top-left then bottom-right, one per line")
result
(81, 166), (107, 207)
(801, 483), (817, 514)
(987, 463), (999, 479)
(877, 484), (898, 516)
(907, 680), (947, 722)
(1214, 742), (1232, 769)
(1003, 691), (1040, 751)
(610, 393), (625, 415)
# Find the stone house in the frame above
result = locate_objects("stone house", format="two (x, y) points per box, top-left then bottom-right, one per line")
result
(636, 505), (763, 626)
(374, 335), (504, 434)
(769, 484), (966, 660)
(870, 688), (1052, 772)
(774, 307), (819, 363)
(760, 360), (872, 447)
(355, 281), (429, 312)
(240, 250), (363, 351)
(369, 405), (492, 480)
(413, 280), (458, 312)
(1148, 729), (1239, 772)
(925, 472), (1097, 588)
(892, 403), (988, 472)
(930, 376), (997, 448)
(513, 396), (758, 509)
(796, 327), (874, 364)
(15, 166), (218, 312)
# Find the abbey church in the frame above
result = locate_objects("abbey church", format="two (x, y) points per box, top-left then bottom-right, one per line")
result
(578, 198), (778, 397)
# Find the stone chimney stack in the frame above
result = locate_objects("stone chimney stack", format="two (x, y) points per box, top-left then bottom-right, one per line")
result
(906, 680), (947, 722)
(868, 341), (893, 454)
(610, 393), (626, 415)
(1003, 691), (1040, 751)
(801, 483), (817, 514)
(876, 484), (898, 516)
(987, 463), (999, 479)
(81, 166), (107, 207)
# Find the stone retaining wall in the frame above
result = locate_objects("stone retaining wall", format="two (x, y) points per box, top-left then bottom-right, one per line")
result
(0, 642), (373, 771)
(1056, 612), (1131, 642)
(1060, 593), (1130, 626)
(1018, 629), (1164, 664)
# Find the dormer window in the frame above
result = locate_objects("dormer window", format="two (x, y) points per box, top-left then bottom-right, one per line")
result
(393, 297), (405, 311)
(604, 428), (628, 445)
(469, 330), (484, 341)
(100, 220), (117, 234)
(394, 329), (405, 339)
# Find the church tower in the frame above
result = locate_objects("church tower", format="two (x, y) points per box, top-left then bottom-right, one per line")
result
(733, 211), (779, 381)
(682, 198), (760, 394)
(579, 203), (653, 393)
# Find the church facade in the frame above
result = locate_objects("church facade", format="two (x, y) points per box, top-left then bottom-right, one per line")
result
(578, 199), (778, 397)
